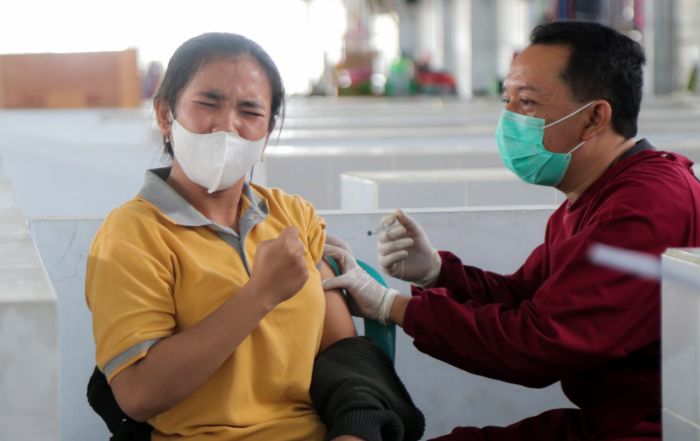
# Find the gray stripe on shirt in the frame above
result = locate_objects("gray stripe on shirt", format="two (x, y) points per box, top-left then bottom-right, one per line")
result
(103, 338), (161, 379)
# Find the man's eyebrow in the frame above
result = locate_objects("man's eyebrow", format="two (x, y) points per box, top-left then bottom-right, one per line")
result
(513, 84), (540, 93)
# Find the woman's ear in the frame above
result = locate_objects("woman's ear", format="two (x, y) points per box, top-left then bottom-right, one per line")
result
(154, 98), (173, 136)
(583, 100), (612, 141)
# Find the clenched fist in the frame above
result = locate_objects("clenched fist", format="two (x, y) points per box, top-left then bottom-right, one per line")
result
(249, 226), (309, 306)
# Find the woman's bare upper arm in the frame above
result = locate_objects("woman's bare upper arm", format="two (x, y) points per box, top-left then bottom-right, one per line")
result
(318, 259), (357, 351)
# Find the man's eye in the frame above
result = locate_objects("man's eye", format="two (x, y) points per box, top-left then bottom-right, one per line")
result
(520, 98), (533, 106)
(197, 101), (216, 107)
(501, 96), (510, 104)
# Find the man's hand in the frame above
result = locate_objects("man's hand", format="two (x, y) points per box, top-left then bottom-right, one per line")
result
(377, 209), (442, 287)
(323, 243), (398, 325)
(326, 234), (353, 254)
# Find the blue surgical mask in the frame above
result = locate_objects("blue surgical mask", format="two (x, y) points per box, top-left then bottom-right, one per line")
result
(495, 102), (594, 186)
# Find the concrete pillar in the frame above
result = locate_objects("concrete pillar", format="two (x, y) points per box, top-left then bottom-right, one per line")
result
(417, 0), (445, 67)
(398, 1), (419, 57)
(676, 0), (700, 93)
(495, 0), (530, 82)
(642, 0), (655, 97)
(443, 0), (473, 98)
(470, 0), (499, 95)
(653, 0), (700, 94)
(653, 0), (677, 94)
(399, 0), (472, 96)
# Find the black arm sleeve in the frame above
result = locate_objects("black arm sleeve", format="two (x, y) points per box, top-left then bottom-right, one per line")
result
(311, 337), (425, 441)
(86, 366), (152, 441)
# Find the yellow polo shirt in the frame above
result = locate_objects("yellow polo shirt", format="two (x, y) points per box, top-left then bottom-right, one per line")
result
(86, 168), (327, 440)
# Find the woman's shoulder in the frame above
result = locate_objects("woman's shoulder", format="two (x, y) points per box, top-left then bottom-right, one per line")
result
(250, 184), (325, 245)
(97, 197), (170, 239)
(250, 183), (317, 214)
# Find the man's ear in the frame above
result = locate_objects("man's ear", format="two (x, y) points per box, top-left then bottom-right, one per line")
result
(154, 98), (173, 137)
(583, 100), (612, 141)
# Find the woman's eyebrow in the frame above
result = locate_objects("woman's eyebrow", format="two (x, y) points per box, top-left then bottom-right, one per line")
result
(239, 99), (267, 111)
(196, 90), (226, 101)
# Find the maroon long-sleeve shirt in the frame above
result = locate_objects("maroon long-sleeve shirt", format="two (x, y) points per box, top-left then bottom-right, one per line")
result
(404, 141), (700, 440)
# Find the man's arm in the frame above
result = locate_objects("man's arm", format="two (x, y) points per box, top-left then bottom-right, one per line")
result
(412, 246), (547, 307)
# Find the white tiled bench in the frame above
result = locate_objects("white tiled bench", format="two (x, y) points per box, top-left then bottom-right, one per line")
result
(0, 176), (59, 441)
(260, 145), (504, 209)
(30, 207), (577, 440)
(662, 248), (700, 440)
(340, 168), (563, 210)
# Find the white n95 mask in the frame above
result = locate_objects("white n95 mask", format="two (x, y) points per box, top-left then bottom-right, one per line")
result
(170, 120), (266, 193)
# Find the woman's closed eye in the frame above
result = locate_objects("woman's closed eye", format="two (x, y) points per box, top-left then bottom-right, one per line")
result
(243, 110), (265, 118)
(196, 100), (217, 108)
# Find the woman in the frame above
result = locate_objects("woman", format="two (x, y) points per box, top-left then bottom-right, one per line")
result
(86, 33), (402, 441)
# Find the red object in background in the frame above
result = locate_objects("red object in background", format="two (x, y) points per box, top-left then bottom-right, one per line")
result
(416, 70), (456, 95)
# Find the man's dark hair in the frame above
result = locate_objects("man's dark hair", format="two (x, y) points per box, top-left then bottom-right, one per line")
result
(531, 21), (645, 138)
(154, 32), (285, 157)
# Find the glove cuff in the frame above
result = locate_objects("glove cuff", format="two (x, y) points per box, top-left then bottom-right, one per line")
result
(413, 250), (442, 288)
(377, 288), (399, 325)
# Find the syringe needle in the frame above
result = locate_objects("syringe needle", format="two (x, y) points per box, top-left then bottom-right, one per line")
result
(366, 226), (383, 236)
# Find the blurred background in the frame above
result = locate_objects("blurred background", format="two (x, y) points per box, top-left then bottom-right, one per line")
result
(0, 0), (699, 106)
(2, 1), (700, 440)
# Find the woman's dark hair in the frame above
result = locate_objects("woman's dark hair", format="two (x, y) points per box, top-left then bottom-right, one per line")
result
(155, 32), (285, 156)
(531, 21), (645, 138)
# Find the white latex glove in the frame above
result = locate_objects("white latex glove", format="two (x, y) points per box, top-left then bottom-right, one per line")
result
(377, 209), (442, 287)
(325, 234), (353, 254)
(322, 243), (398, 325)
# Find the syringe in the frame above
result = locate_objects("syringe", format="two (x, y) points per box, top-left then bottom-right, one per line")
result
(366, 226), (385, 237)
(343, 224), (391, 242)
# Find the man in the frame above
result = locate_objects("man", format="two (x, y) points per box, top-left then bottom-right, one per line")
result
(323, 21), (700, 440)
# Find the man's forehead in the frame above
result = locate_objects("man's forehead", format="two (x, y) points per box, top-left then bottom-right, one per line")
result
(505, 44), (570, 91)
(502, 78), (541, 93)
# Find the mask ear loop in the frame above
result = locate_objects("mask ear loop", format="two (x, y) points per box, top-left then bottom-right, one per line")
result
(547, 101), (596, 155)
(568, 140), (586, 155)
(544, 101), (597, 128)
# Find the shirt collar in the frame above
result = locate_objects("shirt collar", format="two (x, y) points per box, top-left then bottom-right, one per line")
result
(139, 167), (269, 230)
(567, 138), (658, 212)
